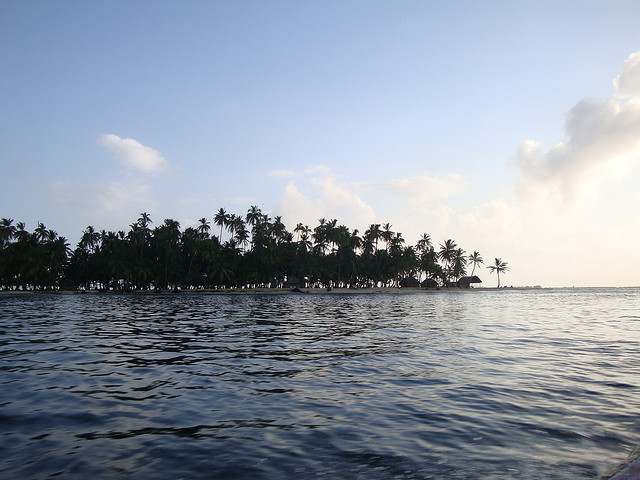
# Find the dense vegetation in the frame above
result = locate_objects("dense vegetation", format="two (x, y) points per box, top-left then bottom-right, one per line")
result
(0, 209), (508, 291)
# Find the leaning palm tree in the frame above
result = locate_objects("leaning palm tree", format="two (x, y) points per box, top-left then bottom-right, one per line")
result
(468, 251), (484, 276)
(487, 258), (509, 288)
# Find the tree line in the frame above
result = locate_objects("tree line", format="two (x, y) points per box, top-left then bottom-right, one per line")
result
(0, 209), (509, 291)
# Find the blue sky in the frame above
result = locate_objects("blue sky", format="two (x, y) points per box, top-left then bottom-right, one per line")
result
(2, 1), (640, 286)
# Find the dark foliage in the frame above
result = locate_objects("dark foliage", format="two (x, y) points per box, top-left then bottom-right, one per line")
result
(0, 210), (494, 291)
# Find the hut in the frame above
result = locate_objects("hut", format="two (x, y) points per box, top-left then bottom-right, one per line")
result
(421, 278), (439, 289)
(400, 276), (420, 288)
(456, 275), (482, 288)
(283, 275), (306, 288)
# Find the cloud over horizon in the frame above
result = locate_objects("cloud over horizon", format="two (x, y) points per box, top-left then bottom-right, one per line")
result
(359, 172), (467, 204)
(515, 51), (640, 206)
(99, 134), (170, 174)
(273, 167), (375, 231)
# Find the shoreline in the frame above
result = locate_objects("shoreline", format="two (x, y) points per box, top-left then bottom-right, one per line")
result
(1, 286), (544, 295)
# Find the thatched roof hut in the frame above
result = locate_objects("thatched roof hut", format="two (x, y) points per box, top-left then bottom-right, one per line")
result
(421, 278), (439, 289)
(283, 275), (306, 288)
(456, 275), (482, 288)
(400, 276), (420, 288)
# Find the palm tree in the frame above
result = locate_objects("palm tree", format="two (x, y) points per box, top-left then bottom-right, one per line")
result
(136, 212), (152, 262)
(197, 218), (210, 239)
(381, 223), (394, 251)
(34, 222), (48, 243)
(80, 225), (100, 253)
(452, 248), (467, 279)
(487, 258), (509, 288)
(313, 218), (329, 255)
(362, 224), (381, 255)
(438, 239), (457, 283)
(245, 205), (262, 226)
(468, 251), (484, 276)
(416, 233), (432, 253)
(0, 218), (16, 248)
(214, 208), (229, 241)
(234, 225), (250, 252)
(138, 212), (152, 229)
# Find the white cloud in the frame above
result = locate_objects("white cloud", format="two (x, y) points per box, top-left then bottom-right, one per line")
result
(276, 183), (323, 227)
(614, 51), (640, 98)
(274, 169), (376, 232)
(304, 164), (332, 175)
(515, 51), (640, 206)
(99, 134), (170, 174)
(360, 172), (467, 204)
(312, 176), (376, 220)
(98, 182), (156, 213)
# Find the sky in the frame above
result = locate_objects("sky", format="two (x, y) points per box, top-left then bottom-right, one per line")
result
(1, 1), (640, 287)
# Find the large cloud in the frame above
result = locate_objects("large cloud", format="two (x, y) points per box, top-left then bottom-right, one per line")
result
(99, 134), (170, 174)
(515, 51), (640, 205)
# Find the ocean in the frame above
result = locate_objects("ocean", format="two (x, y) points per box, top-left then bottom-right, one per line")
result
(1, 288), (639, 479)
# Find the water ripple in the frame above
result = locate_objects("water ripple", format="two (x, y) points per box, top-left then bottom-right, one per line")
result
(1, 289), (640, 479)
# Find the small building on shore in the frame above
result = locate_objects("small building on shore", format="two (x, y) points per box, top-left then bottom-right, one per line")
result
(456, 275), (482, 288)
(400, 276), (420, 288)
(284, 275), (306, 288)
(421, 278), (439, 289)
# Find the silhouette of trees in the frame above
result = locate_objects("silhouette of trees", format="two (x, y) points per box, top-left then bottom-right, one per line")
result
(0, 210), (508, 291)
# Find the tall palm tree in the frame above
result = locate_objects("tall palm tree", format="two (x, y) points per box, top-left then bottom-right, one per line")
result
(136, 212), (152, 263)
(416, 233), (432, 253)
(80, 225), (100, 253)
(452, 248), (467, 279)
(270, 216), (288, 244)
(234, 225), (250, 252)
(468, 251), (484, 276)
(214, 208), (228, 241)
(487, 258), (509, 288)
(138, 212), (152, 230)
(362, 224), (381, 255)
(438, 239), (457, 283)
(245, 205), (262, 226)
(34, 222), (48, 243)
(313, 218), (329, 255)
(294, 223), (306, 242)
(381, 223), (394, 251)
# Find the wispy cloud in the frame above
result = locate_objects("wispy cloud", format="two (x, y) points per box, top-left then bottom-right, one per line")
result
(515, 51), (640, 206)
(99, 134), (170, 174)
(360, 172), (467, 204)
(47, 180), (155, 211)
(97, 182), (156, 213)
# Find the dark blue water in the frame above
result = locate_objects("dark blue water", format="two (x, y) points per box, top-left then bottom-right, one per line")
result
(1, 288), (639, 479)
